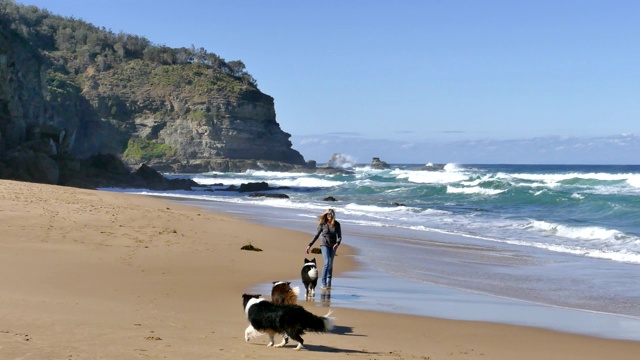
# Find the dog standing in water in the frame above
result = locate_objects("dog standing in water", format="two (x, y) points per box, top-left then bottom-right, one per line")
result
(301, 258), (318, 298)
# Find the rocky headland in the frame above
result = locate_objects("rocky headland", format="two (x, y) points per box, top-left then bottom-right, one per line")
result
(0, 2), (311, 189)
(0, 3), (453, 191)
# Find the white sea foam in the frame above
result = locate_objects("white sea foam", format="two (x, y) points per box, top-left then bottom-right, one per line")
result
(460, 176), (489, 187)
(446, 186), (505, 195)
(395, 170), (469, 184)
(443, 163), (464, 171)
(532, 189), (549, 196)
(627, 175), (640, 188)
(528, 220), (625, 242)
(509, 172), (635, 184)
(500, 239), (640, 264)
(266, 177), (343, 188)
(193, 177), (250, 186)
(246, 170), (313, 178)
(343, 203), (413, 214)
(193, 173), (341, 188)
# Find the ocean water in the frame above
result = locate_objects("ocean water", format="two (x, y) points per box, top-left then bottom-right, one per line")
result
(105, 163), (640, 340)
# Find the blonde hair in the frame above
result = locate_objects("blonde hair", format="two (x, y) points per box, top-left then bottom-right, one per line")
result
(318, 208), (336, 227)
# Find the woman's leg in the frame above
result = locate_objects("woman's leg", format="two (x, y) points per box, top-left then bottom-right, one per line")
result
(321, 245), (335, 288)
(326, 248), (335, 287)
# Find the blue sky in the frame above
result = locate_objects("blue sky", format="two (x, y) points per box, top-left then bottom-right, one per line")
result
(18, 0), (640, 164)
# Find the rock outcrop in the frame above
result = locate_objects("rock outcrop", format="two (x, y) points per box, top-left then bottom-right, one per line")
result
(370, 157), (390, 169)
(0, 3), (308, 188)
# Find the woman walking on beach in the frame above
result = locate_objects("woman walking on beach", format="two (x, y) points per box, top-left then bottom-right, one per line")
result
(306, 208), (342, 290)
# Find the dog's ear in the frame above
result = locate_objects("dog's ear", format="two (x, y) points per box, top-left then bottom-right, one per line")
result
(286, 281), (291, 285)
(272, 281), (277, 284)
(304, 258), (309, 262)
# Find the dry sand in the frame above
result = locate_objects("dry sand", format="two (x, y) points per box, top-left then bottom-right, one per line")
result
(1, 179), (639, 359)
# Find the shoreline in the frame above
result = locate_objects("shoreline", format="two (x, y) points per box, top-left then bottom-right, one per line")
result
(2, 180), (640, 360)
(166, 196), (640, 341)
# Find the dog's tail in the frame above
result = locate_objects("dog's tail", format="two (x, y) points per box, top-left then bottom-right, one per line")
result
(301, 309), (335, 333)
(322, 310), (335, 331)
(291, 286), (300, 297)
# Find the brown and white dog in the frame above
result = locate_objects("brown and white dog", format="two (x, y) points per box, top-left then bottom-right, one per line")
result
(271, 281), (299, 306)
(270, 281), (299, 346)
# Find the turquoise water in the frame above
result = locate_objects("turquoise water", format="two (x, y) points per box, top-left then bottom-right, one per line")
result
(168, 163), (640, 264)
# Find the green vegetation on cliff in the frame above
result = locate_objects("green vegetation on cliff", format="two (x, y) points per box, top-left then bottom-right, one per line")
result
(123, 138), (176, 162)
(0, 1), (256, 87)
(0, 0), (260, 126)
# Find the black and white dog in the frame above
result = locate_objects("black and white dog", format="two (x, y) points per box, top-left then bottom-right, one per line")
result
(242, 294), (334, 350)
(301, 258), (318, 298)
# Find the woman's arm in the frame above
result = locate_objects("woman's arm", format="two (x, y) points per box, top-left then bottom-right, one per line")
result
(308, 227), (322, 247)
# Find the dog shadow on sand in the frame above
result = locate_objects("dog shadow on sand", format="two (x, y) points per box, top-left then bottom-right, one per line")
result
(301, 344), (377, 354)
(303, 325), (377, 354)
(331, 324), (360, 336)
(247, 325), (378, 354)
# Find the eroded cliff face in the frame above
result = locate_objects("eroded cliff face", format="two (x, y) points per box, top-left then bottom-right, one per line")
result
(0, 23), (306, 183)
(78, 62), (306, 172)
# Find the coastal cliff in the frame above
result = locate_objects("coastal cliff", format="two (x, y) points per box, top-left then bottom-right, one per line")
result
(0, 2), (307, 186)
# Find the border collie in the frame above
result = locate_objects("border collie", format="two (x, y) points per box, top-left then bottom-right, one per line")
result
(242, 294), (334, 350)
(269, 281), (300, 346)
(301, 258), (318, 298)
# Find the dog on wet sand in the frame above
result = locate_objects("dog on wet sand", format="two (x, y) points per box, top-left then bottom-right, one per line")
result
(271, 281), (299, 305)
(301, 258), (318, 298)
(269, 281), (300, 346)
(242, 294), (334, 350)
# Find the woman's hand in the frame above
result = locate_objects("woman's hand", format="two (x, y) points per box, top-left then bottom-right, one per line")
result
(306, 246), (311, 254)
(333, 244), (339, 251)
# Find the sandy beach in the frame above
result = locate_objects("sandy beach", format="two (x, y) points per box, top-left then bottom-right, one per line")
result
(1, 180), (639, 360)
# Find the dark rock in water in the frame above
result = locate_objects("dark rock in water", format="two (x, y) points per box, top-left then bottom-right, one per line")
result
(392, 202), (406, 207)
(218, 181), (289, 194)
(239, 181), (269, 193)
(248, 193), (290, 199)
(134, 163), (198, 190)
(135, 163), (166, 185)
(370, 157), (390, 169)
(323, 196), (337, 202)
